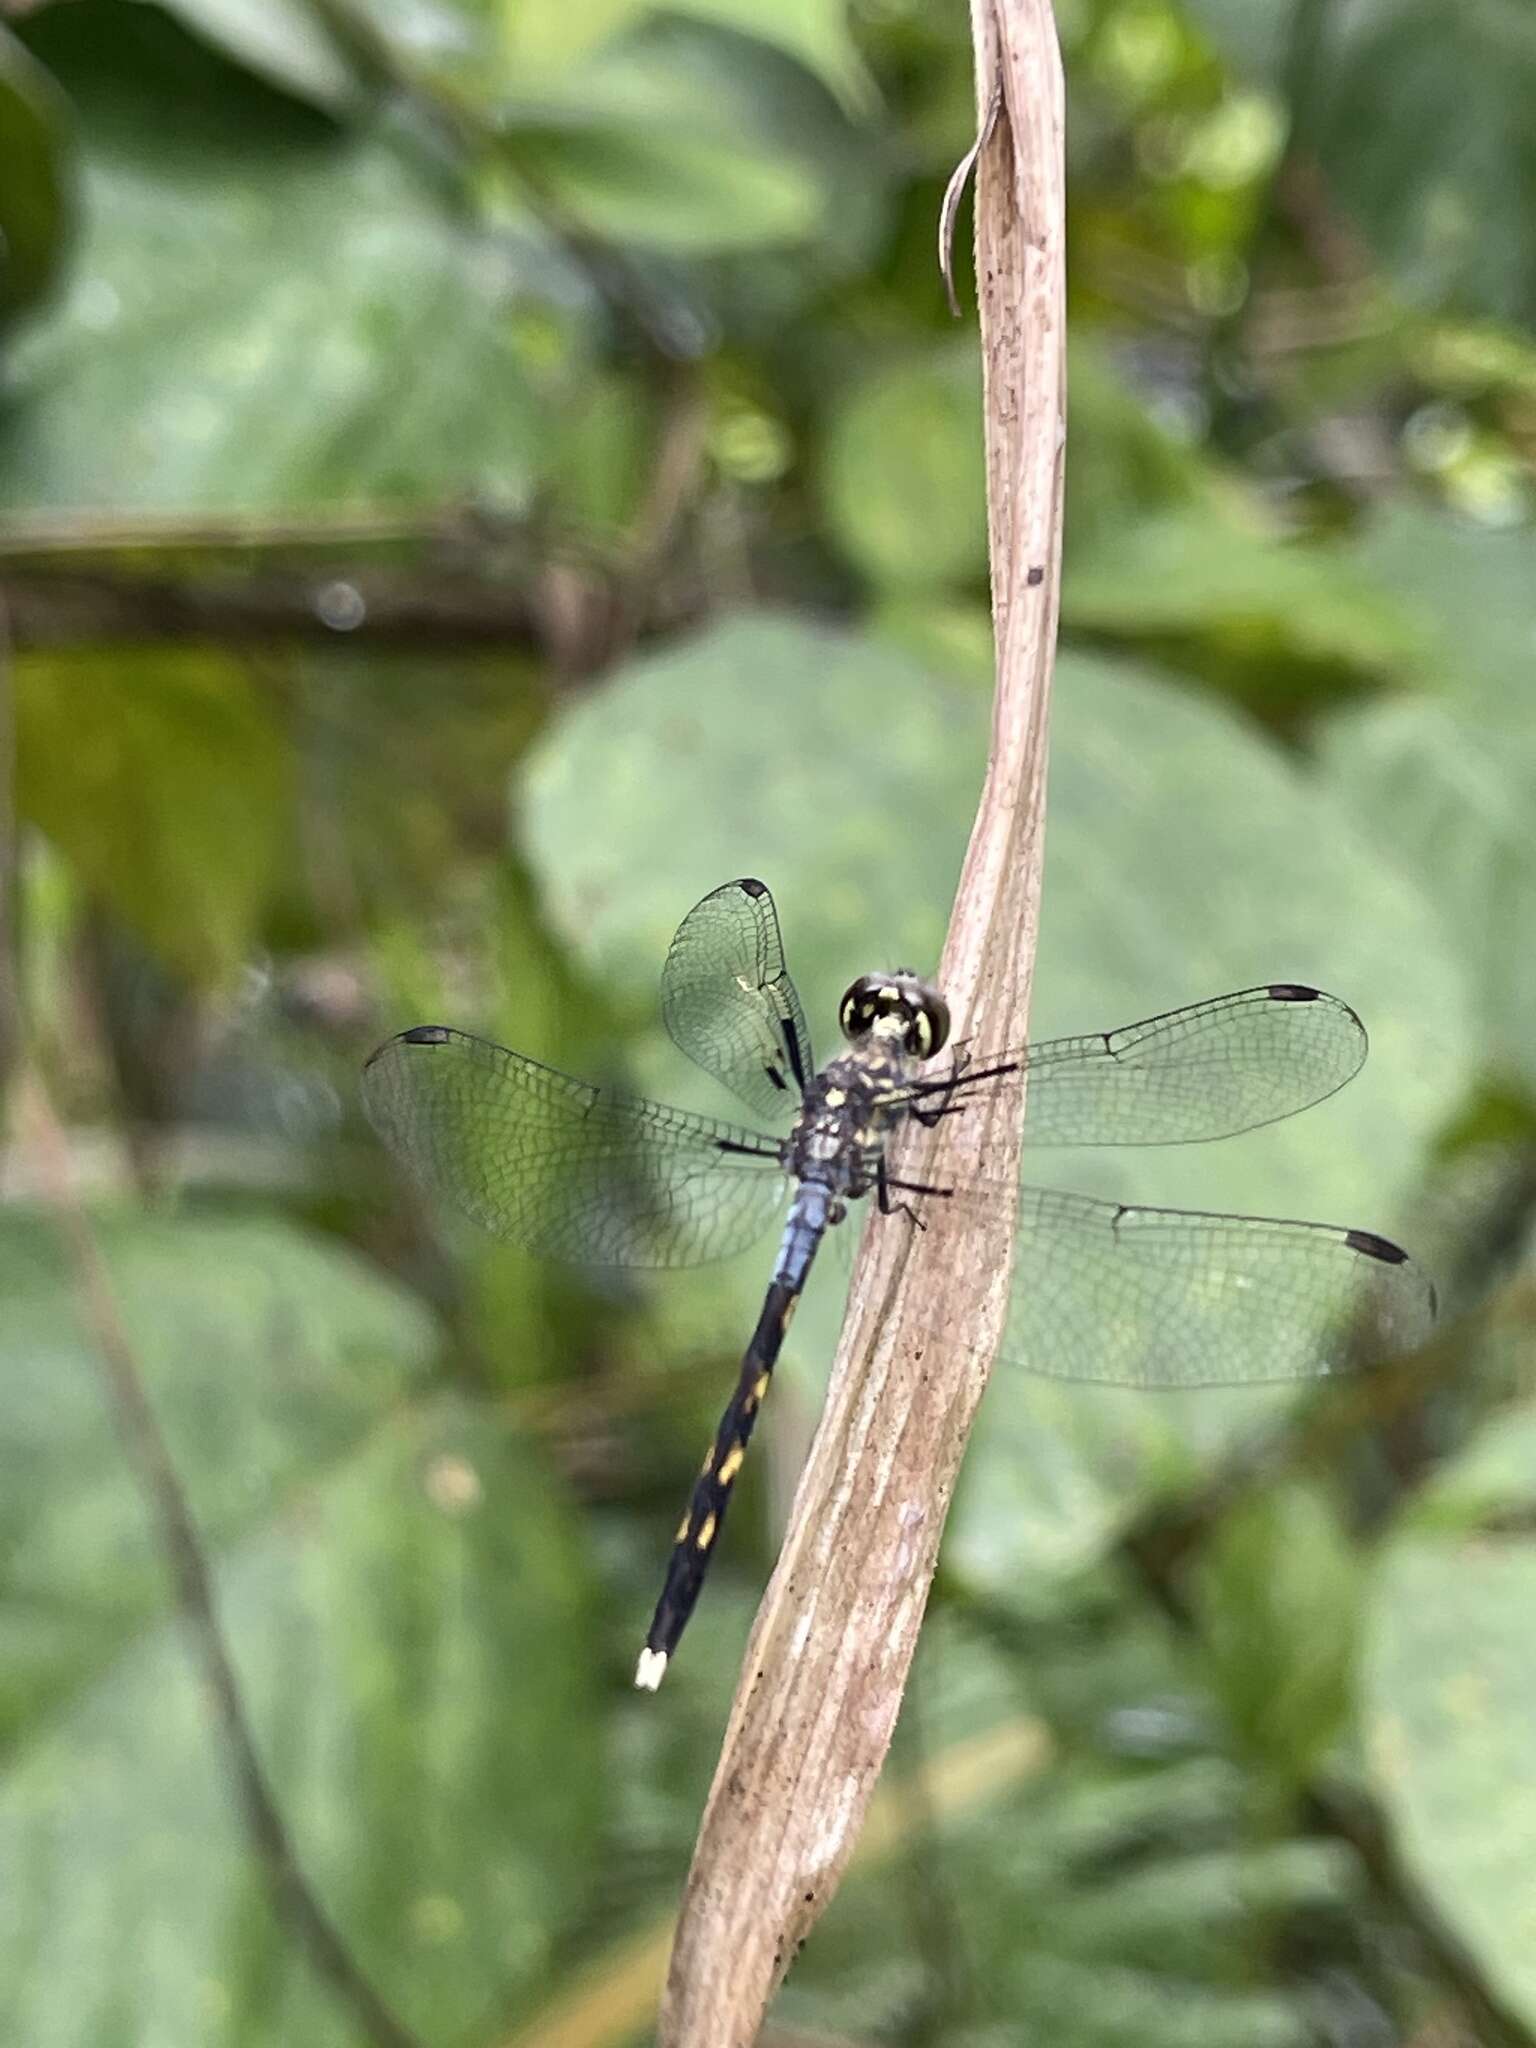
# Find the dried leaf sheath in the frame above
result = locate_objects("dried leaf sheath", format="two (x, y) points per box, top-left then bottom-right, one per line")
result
(656, 4), (1068, 2041)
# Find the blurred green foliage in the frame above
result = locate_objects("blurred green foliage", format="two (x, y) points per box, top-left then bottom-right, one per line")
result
(1, 2), (1535, 2045)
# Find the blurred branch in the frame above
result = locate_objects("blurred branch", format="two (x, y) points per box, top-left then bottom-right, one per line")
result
(602, 368), (713, 668)
(656, 3), (1066, 2041)
(15, 1071), (429, 2048)
(0, 506), (477, 556)
(2, 561), (551, 653)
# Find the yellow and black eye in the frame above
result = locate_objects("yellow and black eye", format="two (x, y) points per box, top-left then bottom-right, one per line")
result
(838, 973), (951, 1058)
(905, 990), (950, 1060)
(838, 976), (882, 1039)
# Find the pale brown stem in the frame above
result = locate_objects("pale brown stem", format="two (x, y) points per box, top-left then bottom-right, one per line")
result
(655, 3), (1066, 2041)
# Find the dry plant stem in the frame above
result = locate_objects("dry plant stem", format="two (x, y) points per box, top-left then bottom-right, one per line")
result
(16, 1072), (427, 2048)
(657, 5), (1065, 2043)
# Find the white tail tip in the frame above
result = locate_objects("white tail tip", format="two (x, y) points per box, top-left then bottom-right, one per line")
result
(634, 1647), (669, 1692)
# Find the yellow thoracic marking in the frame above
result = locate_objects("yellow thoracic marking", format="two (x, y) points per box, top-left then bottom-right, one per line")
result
(753, 1371), (771, 1403)
(676, 1514), (692, 1542)
(718, 1444), (745, 1485)
(696, 1512), (717, 1550)
(823, 1086), (846, 1107)
(878, 986), (898, 1002)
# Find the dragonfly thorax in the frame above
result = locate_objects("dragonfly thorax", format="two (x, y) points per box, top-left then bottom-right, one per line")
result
(782, 1040), (928, 1199)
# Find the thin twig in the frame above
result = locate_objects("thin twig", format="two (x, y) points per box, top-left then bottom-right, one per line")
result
(15, 1071), (428, 2048)
(656, 4), (1066, 2041)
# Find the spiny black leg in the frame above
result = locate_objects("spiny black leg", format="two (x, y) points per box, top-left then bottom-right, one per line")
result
(910, 1098), (970, 1129)
(877, 1158), (955, 1229)
(909, 1042), (976, 1129)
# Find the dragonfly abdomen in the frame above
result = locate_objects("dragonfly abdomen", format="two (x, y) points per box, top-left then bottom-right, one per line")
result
(634, 1185), (834, 1690)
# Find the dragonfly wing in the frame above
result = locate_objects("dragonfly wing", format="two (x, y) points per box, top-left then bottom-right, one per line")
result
(362, 1026), (789, 1268)
(661, 878), (814, 1122)
(990, 1184), (1436, 1386)
(901, 986), (1368, 1147)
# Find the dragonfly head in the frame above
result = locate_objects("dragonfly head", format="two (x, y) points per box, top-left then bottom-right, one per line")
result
(838, 972), (951, 1060)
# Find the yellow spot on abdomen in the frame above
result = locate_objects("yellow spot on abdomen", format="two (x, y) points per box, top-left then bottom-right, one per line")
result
(718, 1445), (745, 1485)
(696, 1513), (717, 1550)
(753, 1372), (771, 1404)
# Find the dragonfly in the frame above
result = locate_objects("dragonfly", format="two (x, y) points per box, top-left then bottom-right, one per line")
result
(362, 877), (1435, 1690)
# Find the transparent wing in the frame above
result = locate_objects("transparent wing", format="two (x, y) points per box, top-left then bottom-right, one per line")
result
(362, 1026), (789, 1268)
(661, 878), (814, 1122)
(933, 1182), (1435, 1387)
(900, 986), (1368, 1147)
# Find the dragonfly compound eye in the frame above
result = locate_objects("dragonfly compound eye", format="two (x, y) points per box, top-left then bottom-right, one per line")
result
(838, 976), (885, 1041)
(907, 988), (951, 1059)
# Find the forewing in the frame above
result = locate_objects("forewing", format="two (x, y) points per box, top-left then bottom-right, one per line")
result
(905, 986), (1368, 1147)
(661, 878), (814, 1123)
(362, 1026), (788, 1268)
(982, 1183), (1436, 1387)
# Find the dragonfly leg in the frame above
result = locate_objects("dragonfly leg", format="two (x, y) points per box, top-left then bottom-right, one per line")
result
(908, 1041), (976, 1128)
(876, 1157), (955, 1229)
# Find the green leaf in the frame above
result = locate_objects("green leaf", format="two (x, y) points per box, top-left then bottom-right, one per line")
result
(1, 12), (546, 517)
(16, 648), (288, 985)
(1317, 505), (1536, 1095)
(819, 344), (987, 588)
(1061, 507), (1418, 682)
(0, 26), (77, 330)
(1363, 1408), (1536, 2033)
(1063, 337), (1212, 555)
(0, 1208), (601, 2044)
(1310, 0), (1536, 325)
(0, 1212), (436, 1752)
(1180, 0), (1294, 82)
(518, 615), (1473, 1584)
(1320, 698), (1536, 1097)
(501, 20), (834, 253)
(500, 0), (873, 111)
(778, 1616), (1352, 2048)
(151, 0), (360, 109)
(1192, 1483), (1360, 1784)
(1342, 501), (1536, 727)
(1193, 1), (1536, 324)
